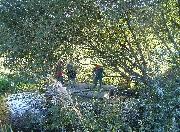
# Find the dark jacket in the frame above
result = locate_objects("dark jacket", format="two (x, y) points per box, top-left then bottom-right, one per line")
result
(93, 67), (104, 79)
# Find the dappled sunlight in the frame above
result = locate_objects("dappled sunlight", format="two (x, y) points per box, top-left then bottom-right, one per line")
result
(0, 0), (179, 131)
(0, 57), (10, 74)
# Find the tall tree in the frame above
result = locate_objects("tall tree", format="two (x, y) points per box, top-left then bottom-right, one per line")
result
(0, 0), (179, 88)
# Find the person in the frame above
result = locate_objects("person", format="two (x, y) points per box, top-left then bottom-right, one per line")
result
(55, 60), (64, 84)
(92, 64), (105, 89)
(66, 62), (77, 88)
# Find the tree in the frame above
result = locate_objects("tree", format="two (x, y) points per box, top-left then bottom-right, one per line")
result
(0, 0), (179, 88)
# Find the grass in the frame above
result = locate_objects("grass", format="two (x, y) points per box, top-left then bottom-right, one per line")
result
(0, 95), (9, 127)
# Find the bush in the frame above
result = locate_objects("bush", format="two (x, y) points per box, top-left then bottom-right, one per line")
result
(0, 76), (12, 94)
(0, 96), (9, 127)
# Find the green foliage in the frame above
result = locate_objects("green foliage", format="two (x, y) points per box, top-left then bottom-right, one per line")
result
(0, 124), (13, 132)
(0, 0), (179, 87)
(0, 96), (9, 127)
(41, 98), (124, 131)
(44, 105), (81, 131)
(0, 0), (179, 130)
(0, 75), (12, 94)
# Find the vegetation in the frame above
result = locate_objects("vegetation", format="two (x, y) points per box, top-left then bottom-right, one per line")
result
(0, 0), (179, 131)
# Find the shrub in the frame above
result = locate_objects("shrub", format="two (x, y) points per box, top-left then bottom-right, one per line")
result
(0, 76), (12, 94)
(0, 96), (9, 127)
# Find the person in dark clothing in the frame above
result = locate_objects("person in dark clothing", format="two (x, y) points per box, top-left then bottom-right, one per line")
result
(55, 60), (64, 84)
(92, 64), (105, 89)
(67, 63), (77, 87)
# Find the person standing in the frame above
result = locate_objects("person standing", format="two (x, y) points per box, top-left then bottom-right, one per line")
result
(92, 64), (105, 89)
(67, 62), (77, 88)
(55, 60), (64, 84)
